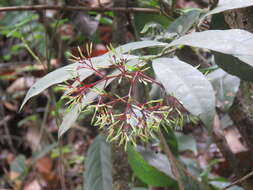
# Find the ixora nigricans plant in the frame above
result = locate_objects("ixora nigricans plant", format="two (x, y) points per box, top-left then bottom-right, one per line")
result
(58, 44), (189, 148)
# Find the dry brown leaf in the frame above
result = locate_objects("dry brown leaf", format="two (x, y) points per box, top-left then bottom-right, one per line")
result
(4, 101), (18, 111)
(89, 0), (112, 7)
(25, 127), (41, 152)
(9, 171), (22, 190)
(224, 127), (248, 153)
(36, 156), (58, 186)
(36, 156), (53, 175)
(23, 180), (41, 190)
(7, 77), (36, 94)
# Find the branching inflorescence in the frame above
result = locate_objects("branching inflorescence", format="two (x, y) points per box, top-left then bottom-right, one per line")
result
(61, 45), (186, 148)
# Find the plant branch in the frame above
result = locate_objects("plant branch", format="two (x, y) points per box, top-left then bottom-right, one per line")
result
(221, 170), (253, 190)
(159, 131), (185, 190)
(0, 5), (160, 14)
(0, 102), (16, 154)
(212, 114), (253, 190)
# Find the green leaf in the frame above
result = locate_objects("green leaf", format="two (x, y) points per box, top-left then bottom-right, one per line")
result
(168, 9), (202, 36)
(131, 188), (148, 190)
(209, 14), (253, 81)
(20, 62), (82, 110)
(84, 135), (113, 190)
(168, 29), (253, 69)
(127, 145), (177, 187)
(125, 64), (139, 72)
(32, 143), (58, 161)
(175, 133), (197, 154)
(204, 0), (253, 17)
(207, 68), (240, 111)
(210, 181), (244, 190)
(20, 56), (124, 110)
(114, 40), (168, 54)
(11, 155), (27, 180)
(152, 57), (215, 131)
(136, 146), (175, 179)
(180, 157), (202, 178)
(134, 12), (172, 32)
(215, 52), (253, 81)
(58, 105), (80, 138)
(178, 165), (210, 190)
(7, 29), (22, 38)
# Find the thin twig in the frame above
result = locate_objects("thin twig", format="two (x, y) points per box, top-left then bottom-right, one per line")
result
(48, 88), (67, 190)
(58, 139), (67, 190)
(159, 131), (185, 190)
(0, 115), (12, 126)
(0, 5), (160, 13)
(0, 102), (16, 154)
(221, 170), (253, 190)
(36, 95), (55, 149)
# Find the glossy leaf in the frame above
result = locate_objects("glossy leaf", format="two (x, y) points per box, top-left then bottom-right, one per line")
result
(209, 14), (253, 81)
(20, 55), (124, 110)
(58, 105), (80, 138)
(168, 9), (202, 36)
(214, 52), (253, 81)
(136, 146), (175, 179)
(207, 68), (240, 111)
(127, 145), (177, 187)
(21, 59), (94, 110)
(84, 135), (113, 190)
(168, 29), (253, 69)
(204, 0), (253, 17)
(152, 57), (215, 131)
(113, 40), (168, 54)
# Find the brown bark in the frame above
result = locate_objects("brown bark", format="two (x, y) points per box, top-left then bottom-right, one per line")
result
(218, 7), (253, 189)
(224, 7), (253, 33)
(212, 115), (253, 190)
(223, 6), (253, 166)
(112, 0), (128, 45)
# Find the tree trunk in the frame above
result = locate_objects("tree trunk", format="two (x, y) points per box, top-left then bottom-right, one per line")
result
(222, 7), (253, 190)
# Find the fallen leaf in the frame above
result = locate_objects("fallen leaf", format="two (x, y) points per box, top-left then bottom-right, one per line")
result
(224, 127), (248, 154)
(36, 156), (53, 174)
(35, 156), (58, 187)
(24, 180), (41, 190)
(4, 101), (18, 111)
(7, 77), (37, 94)
(9, 171), (22, 190)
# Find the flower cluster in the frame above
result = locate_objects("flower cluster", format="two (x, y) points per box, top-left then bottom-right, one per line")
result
(61, 46), (186, 147)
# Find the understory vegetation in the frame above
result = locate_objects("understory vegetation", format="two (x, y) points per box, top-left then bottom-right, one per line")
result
(1, 0), (253, 190)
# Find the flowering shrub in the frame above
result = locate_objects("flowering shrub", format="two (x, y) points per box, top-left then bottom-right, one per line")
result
(59, 46), (187, 147)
